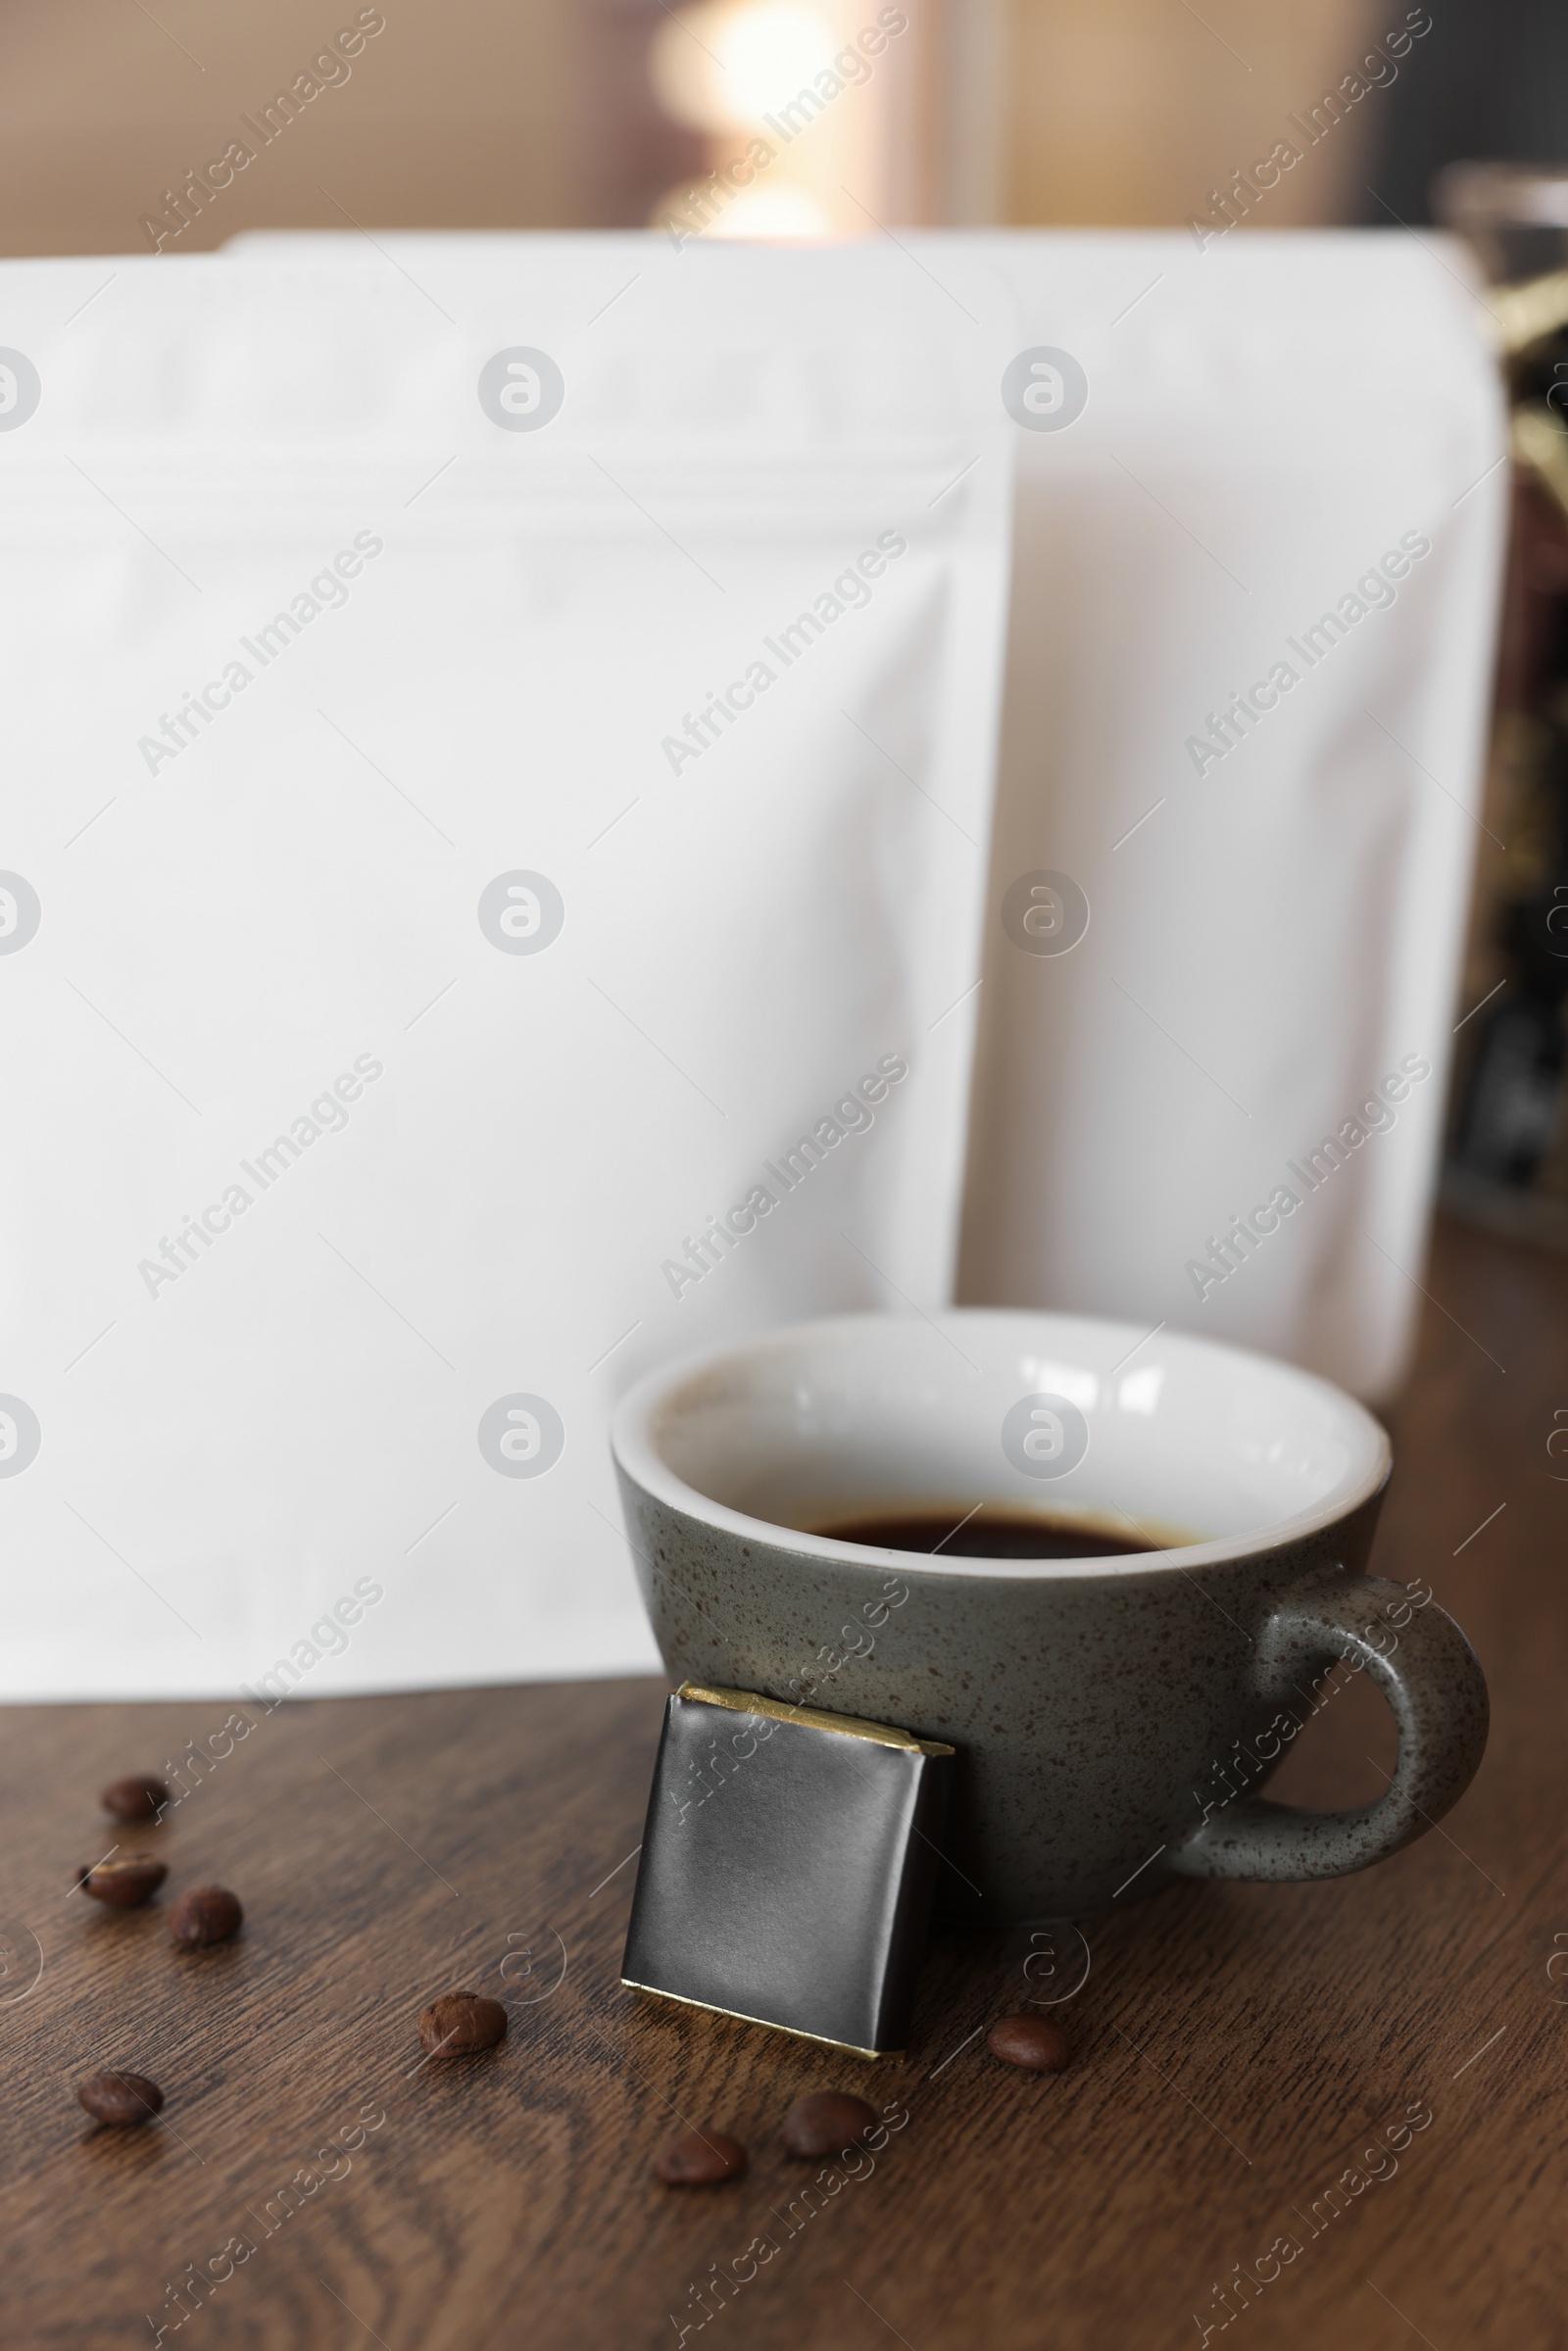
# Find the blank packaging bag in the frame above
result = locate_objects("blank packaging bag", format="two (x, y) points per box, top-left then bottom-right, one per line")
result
(952, 230), (1505, 1402)
(0, 236), (1012, 1696)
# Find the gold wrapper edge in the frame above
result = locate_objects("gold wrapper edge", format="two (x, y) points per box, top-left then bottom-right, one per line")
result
(622, 1977), (894, 2061)
(678, 1681), (955, 1758)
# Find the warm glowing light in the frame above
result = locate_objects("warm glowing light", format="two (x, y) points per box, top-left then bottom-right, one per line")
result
(652, 176), (834, 241)
(720, 4), (837, 121)
(650, 2), (838, 133)
(705, 184), (834, 238)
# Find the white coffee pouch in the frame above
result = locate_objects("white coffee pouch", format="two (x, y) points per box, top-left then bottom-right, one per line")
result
(0, 236), (1011, 1696)
(948, 229), (1505, 1402)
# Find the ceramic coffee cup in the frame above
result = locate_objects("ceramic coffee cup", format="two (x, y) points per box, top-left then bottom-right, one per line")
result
(612, 1308), (1489, 1922)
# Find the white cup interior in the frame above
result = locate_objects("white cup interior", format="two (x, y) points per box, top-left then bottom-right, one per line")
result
(612, 1308), (1392, 1577)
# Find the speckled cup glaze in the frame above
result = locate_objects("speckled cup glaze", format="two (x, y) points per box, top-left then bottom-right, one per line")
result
(612, 1310), (1489, 1923)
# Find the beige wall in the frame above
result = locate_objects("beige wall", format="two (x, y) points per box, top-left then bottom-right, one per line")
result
(0, 0), (1401, 255)
(1000, 0), (1385, 227)
(0, 0), (693, 254)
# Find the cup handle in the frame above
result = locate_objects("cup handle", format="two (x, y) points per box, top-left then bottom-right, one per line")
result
(1169, 1572), (1489, 1883)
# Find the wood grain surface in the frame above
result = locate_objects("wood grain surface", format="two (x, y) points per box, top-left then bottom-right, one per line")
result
(5, 1211), (1565, 2351)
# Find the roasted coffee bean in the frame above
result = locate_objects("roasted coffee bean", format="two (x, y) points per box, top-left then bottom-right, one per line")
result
(99, 1776), (169, 1823)
(986, 2013), (1071, 2072)
(78, 1855), (167, 1909)
(75, 2072), (164, 2128)
(781, 2090), (879, 2157)
(168, 1886), (243, 1947)
(417, 1992), (508, 2056)
(653, 2128), (747, 2185)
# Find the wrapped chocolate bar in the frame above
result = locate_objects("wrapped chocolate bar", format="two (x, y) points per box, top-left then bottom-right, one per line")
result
(622, 1684), (954, 2056)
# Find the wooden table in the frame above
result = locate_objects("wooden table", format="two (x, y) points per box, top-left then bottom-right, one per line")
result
(7, 1211), (1564, 2350)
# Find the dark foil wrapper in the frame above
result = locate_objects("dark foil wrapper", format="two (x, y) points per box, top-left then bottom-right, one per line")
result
(622, 1682), (955, 2056)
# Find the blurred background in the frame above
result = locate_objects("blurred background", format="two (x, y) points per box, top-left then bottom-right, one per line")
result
(1, 0), (1541, 257)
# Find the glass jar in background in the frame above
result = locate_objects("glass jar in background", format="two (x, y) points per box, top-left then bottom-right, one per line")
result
(1438, 163), (1568, 1244)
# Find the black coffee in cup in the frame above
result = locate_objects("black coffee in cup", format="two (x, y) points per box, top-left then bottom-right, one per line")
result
(809, 1507), (1167, 1560)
